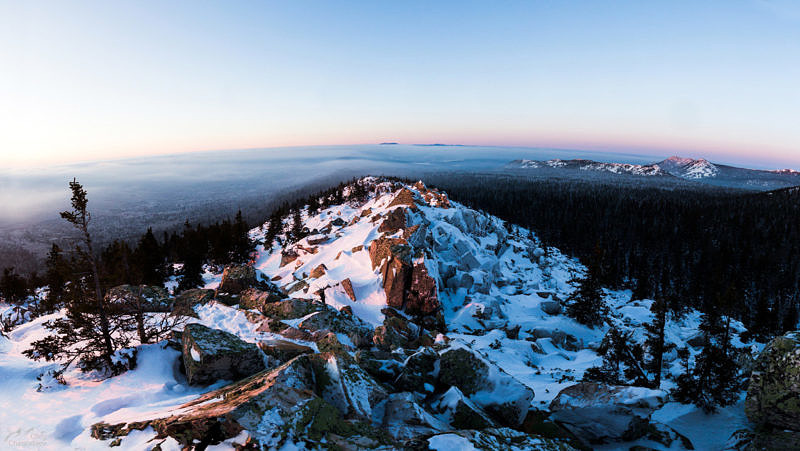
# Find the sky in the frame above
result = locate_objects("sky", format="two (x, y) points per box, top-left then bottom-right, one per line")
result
(1, 0), (799, 169)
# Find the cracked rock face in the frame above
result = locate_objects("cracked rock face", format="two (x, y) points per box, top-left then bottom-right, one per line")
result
(746, 331), (800, 445)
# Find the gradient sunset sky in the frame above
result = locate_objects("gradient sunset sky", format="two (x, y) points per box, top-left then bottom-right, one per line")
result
(2, 1), (799, 168)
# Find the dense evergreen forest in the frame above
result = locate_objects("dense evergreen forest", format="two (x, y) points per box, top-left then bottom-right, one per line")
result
(425, 173), (800, 339)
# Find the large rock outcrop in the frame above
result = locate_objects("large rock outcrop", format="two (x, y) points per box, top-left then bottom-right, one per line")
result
(549, 382), (666, 444)
(182, 324), (265, 385)
(369, 236), (441, 319)
(745, 331), (800, 448)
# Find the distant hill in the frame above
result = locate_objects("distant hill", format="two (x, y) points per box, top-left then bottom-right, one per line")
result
(506, 156), (800, 191)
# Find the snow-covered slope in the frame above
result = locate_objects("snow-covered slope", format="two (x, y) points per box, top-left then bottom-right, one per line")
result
(0, 177), (762, 450)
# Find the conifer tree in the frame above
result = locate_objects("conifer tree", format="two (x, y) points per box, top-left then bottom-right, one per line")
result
(290, 208), (304, 243)
(643, 296), (675, 388)
(231, 210), (253, 263)
(134, 227), (165, 286)
(177, 221), (205, 291)
(583, 327), (648, 386)
(264, 211), (283, 249)
(566, 254), (607, 328)
(25, 179), (125, 375)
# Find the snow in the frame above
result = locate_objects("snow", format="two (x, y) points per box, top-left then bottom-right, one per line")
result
(428, 433), (479, 451)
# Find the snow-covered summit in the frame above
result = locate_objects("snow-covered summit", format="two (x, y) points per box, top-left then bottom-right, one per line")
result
(251, 177), (580, 334)
(657, 156), (720, 179)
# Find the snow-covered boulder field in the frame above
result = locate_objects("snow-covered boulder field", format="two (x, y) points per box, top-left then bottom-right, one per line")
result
(0, 178), (763, 450)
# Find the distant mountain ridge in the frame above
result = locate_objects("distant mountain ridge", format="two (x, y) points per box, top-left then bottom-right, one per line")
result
(507, 156), (800, 191)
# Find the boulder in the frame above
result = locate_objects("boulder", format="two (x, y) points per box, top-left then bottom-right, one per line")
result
(171, 288), (214, 316)
(309, 264), (327, 279)
(549, 382), (666, 443)
(296, 308), (373, 345)
(373, 310), (421, 351)
(439, 347), (489, 395)
(278, 327), (315, 342)
(307, 235), (329, 245)
(439, 346), (534, 427)
(256, 317), (288, 334)
(309, 352), (389, 420)
(262, 298), (323, 320)
(279, 249), (299, 267)
(286, 279), (309, 295)
(182, 324), (265, 385)
(551, 330), (579, 351)
(315, 331), (347, 354)
(105, 285), (171, 312)
(745, 331), (800, 436)
(354, 350), (404, 383)
(396, 347), (439, 393)
(238, 287), (282, 311)
(429, 386), (495, 430)
(540, 300), (562, 316)
(257, 339), (314, 362)
(216, 265), (257, 295)
(380, 392), (449, 441)
(459, 251), (481, 272)
(340, 278), (357, 301)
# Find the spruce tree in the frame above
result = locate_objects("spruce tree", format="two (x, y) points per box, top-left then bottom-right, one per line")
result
(566, 259), (607, 328)
(134, 227), (166, 286)
(290, 208), (304, 243)
(583, 327), (648, 386)
(643, 296), (675, 388)
(177, 221), (205, 291)
(231, 210), (253, 263)
(25, 179), (126, 375)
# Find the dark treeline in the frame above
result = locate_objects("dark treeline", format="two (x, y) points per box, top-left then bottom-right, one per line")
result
(1, 211), (253, 307)
(426, 173), (800, 339)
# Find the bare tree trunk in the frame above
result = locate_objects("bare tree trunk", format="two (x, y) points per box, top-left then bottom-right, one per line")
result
(135, 286), (148, 344)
